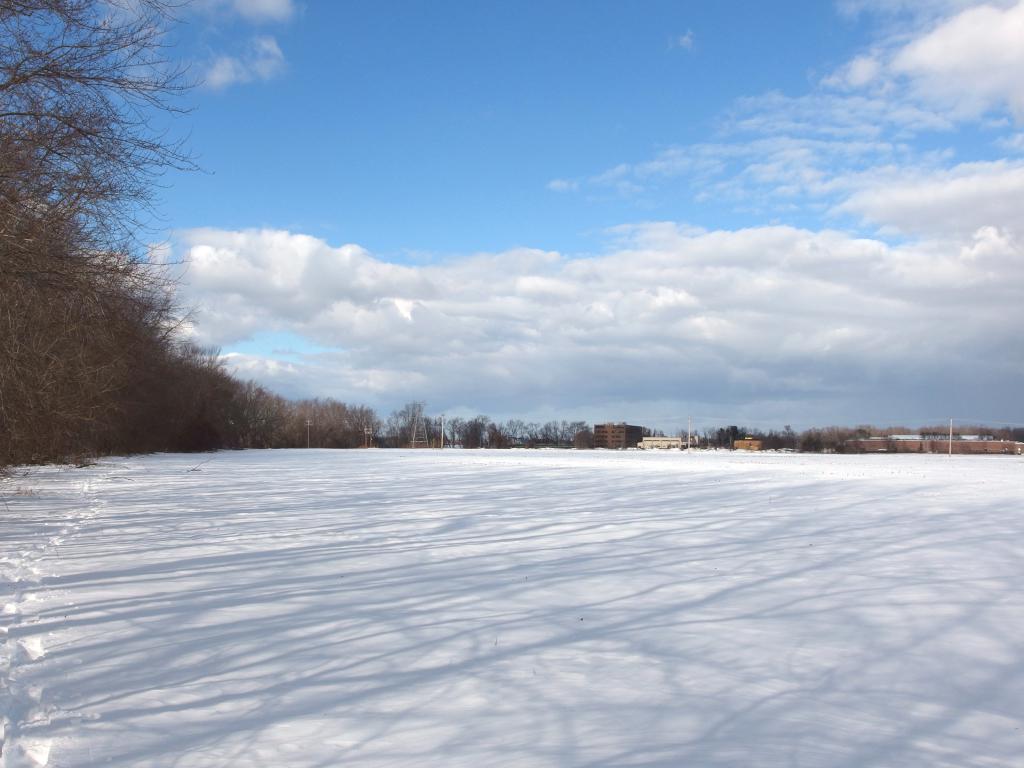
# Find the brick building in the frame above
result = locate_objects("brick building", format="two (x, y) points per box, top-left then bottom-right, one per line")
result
(594, 423), (644, 449)
(844, 437), (1023, 454)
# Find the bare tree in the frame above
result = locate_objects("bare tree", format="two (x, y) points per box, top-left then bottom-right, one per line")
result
(572, 425), (594, 449)
(0, 0), (194, 466)
(0, 0), (194, 257)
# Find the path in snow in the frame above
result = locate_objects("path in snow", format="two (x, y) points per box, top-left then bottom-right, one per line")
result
(1, 450), (1023, 767)
(2, 468), (107, 767)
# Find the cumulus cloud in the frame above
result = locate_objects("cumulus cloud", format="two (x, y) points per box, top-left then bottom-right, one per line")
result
(824, 1), (1024, 121)
(205, 36), (285, 89)
(172, 225), (1024, 425)
(174, 2), (1024, 425)
(835, 160), (1024, 237)
(890, 1), (1024, 118)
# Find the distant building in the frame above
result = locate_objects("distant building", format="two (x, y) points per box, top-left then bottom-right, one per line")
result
(594, 423), (644, 449)
(845, 437), (1023, 455)
(734, 438), (762, 451)
(639, 436), (683, 450)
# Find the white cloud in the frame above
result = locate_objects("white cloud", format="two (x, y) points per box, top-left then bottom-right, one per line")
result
(587, 163), (647, 197)
(546, 178), (579, 192)
(822, 54), (882, 89)
(890, 1), (1024, 118)
(675, 30), (696, 51)
(584, 135), (915, 215)
(173, 225), (1024, 423)
(205, 36), (285, 89)
(825, 1), (1024, 122)
(960, 224), (1017, 261)
(573, 2), (1024, 236)
(997, 132), (1024, 152)
(175, 2), (1024, 424)
(835, 160), (1024, 236)
(728, 91), (953, 139)
(232, 0), (295, 22)
(835, 0), (995, 20)
(197, 0), (295, 23)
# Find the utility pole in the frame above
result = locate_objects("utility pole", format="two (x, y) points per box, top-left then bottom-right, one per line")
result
(364, 426), (372, 449)
(306, 418), (312, 449)
(687, 416), (692, 452)
(440, 414), (444, 449)
(949, 418), (953, 457)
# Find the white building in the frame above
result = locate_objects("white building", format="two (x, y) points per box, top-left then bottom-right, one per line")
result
(638, 436), (684, 450)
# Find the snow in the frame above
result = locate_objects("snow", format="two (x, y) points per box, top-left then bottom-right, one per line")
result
(2, 449), (1023, 767)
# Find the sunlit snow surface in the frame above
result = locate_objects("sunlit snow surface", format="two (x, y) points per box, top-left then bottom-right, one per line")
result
(3, 449), (1024, 767)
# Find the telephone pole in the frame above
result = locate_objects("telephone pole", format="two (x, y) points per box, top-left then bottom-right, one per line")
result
(948, 418), (953, 457)
(306, 418), (312, 449)
(687, 416), (692, 451)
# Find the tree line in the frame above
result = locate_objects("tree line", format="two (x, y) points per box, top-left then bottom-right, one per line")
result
(372, 403), (596, 449)
(0, 0), (330, 468)
(701, 424), (1024, 453)
(1, 0), (205, 467)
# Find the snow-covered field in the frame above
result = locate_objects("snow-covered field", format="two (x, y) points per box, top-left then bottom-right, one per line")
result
(2, 449), (1023, 767)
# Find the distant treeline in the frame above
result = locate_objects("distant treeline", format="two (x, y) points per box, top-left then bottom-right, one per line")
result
(292, 410), (1024, 452)
(701, 424), (1024, 452)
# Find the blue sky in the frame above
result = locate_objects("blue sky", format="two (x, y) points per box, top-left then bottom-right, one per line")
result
(163, 1), (1024, 431)
(167, 1), (868, 256)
